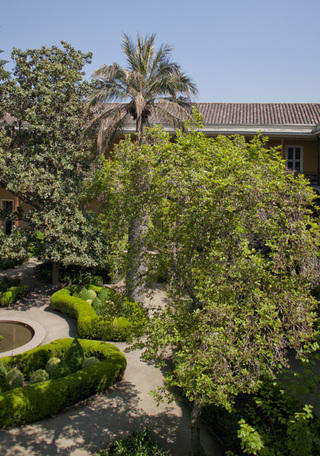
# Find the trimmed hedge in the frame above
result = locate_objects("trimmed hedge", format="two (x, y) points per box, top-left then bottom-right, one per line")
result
(50, 286), (147, 342)
(0, 338), (126, 428)
(0, 276), (28, 306)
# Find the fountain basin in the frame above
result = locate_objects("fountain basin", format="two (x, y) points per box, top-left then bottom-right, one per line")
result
(0, 317), (45, 357)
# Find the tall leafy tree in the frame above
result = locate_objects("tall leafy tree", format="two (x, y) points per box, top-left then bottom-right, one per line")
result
(86, 33), (198, 301)
(0, 42), (105, 283)
(91, 119), (320, 455)
(0, 49), (9, 81)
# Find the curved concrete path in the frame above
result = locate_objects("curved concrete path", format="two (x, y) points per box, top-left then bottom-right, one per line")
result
(0, 260), (224, 456)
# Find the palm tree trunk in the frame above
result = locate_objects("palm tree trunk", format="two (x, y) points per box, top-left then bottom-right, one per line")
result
(190, 401), (204, 456)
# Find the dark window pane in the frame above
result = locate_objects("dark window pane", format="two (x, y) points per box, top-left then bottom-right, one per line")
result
(295, 149), (301, 159)
(287, 161), (293, 169)
(295, 162), (301, 171)
(288, 148), (293, 159)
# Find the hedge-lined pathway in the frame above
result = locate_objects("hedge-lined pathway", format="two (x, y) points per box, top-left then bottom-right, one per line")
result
(0, 259), (224, 456)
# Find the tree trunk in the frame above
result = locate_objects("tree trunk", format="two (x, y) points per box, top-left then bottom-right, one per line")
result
(190, 401), (204, 456)
(52, 261), (60, 286)
(126, 213), (148, 303)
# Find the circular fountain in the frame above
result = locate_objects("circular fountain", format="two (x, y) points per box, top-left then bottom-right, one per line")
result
(0, 317), (46, 357)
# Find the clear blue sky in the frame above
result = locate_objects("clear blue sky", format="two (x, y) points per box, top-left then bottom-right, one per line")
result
(1, 0), (319, 103)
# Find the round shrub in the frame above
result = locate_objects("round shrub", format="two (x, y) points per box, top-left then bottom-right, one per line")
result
(82, 356), (100, 369)
(79, 289), (93, 301)
(86, 299), (92, 305)
(29, 369), (49, 385)
(50, 362), (72, 380)
(6, 368), (24, 389)
(45, 357), (61, 377)
(87, 289), (96, 300)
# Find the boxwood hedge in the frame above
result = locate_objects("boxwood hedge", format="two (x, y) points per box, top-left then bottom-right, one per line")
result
(0, 338), (126, 428)
(50, 286), (147, 341)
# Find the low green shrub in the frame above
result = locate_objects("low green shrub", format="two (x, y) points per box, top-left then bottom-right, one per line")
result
(51, 286), (147, 342)
(0, 360), (7, 378)
(6, 368), (24, 389)
(29, 369), (49, 385)
(99, 428), (171, 455)
(49, 362), (72, 380)
(82, 356), (100, 369)
(0, 276), (28, 306)
(45, 357), (61, 377)
(0, 338), (126, 428)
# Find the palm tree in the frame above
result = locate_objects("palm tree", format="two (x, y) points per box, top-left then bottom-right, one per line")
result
(86, 33), (198, 151)
(86, 34), (198, 302)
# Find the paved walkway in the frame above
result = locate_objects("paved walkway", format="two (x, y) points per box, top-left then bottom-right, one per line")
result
(0, 260), (224, 456)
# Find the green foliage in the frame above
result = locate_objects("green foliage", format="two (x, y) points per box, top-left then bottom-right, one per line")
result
(6, 368), (24, 389)
(0, 276), (28, 306)
(29, 369), (49, 385)
(50, 286), (147, 341)
(86, 33), (198, 151)
(49, 362), (72, 380)
(0, 338), (126, 428)
(99, 428), (171, 456)
(0, 229), (30, 268)
(45, 357), (61, 377)
(0, 360), (7, 378)
(237, 420), (264, 455)
(79, 288), (94, 302)
(0, 361), (8, 393)
(82, 356), (100, 369)
(92, 121), (320, 453)
(61, 338), (84, 373)
(205, 378), (320, 455)
(0, 42), (107, 281)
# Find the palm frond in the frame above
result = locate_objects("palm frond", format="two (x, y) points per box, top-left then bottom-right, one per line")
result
(86, 33), (199, 150)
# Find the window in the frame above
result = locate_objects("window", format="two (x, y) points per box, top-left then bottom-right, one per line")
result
(286, 146), (303, 172)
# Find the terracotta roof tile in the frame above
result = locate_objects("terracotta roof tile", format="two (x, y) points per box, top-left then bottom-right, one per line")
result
(195, 103), (320, 125)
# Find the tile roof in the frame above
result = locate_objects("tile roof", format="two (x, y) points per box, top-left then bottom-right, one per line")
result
(195, 103), (320, 126)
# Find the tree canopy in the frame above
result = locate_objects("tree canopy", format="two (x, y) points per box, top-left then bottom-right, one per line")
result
(0, 42), (105, 282)
(91, 117), (320, 454)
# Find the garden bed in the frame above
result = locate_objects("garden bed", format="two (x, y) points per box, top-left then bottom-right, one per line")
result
(50, 285), (147, 341)
(0, 338), (126, 428)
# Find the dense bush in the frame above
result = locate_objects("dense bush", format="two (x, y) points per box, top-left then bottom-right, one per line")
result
(6, 368), (24, 389)
(45, 357), (61, 377)
(99, 428), (171, 455)
(0, 257), (25, 270)
(34, 260), (110, 285)
(203, 378), (320, 455)
(0, 276), (28, 306)
(51, 285), (147, 342)
(29, 369), (49, 385)
(82, 356), (100, 369)
(0, 338), (126, 428)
